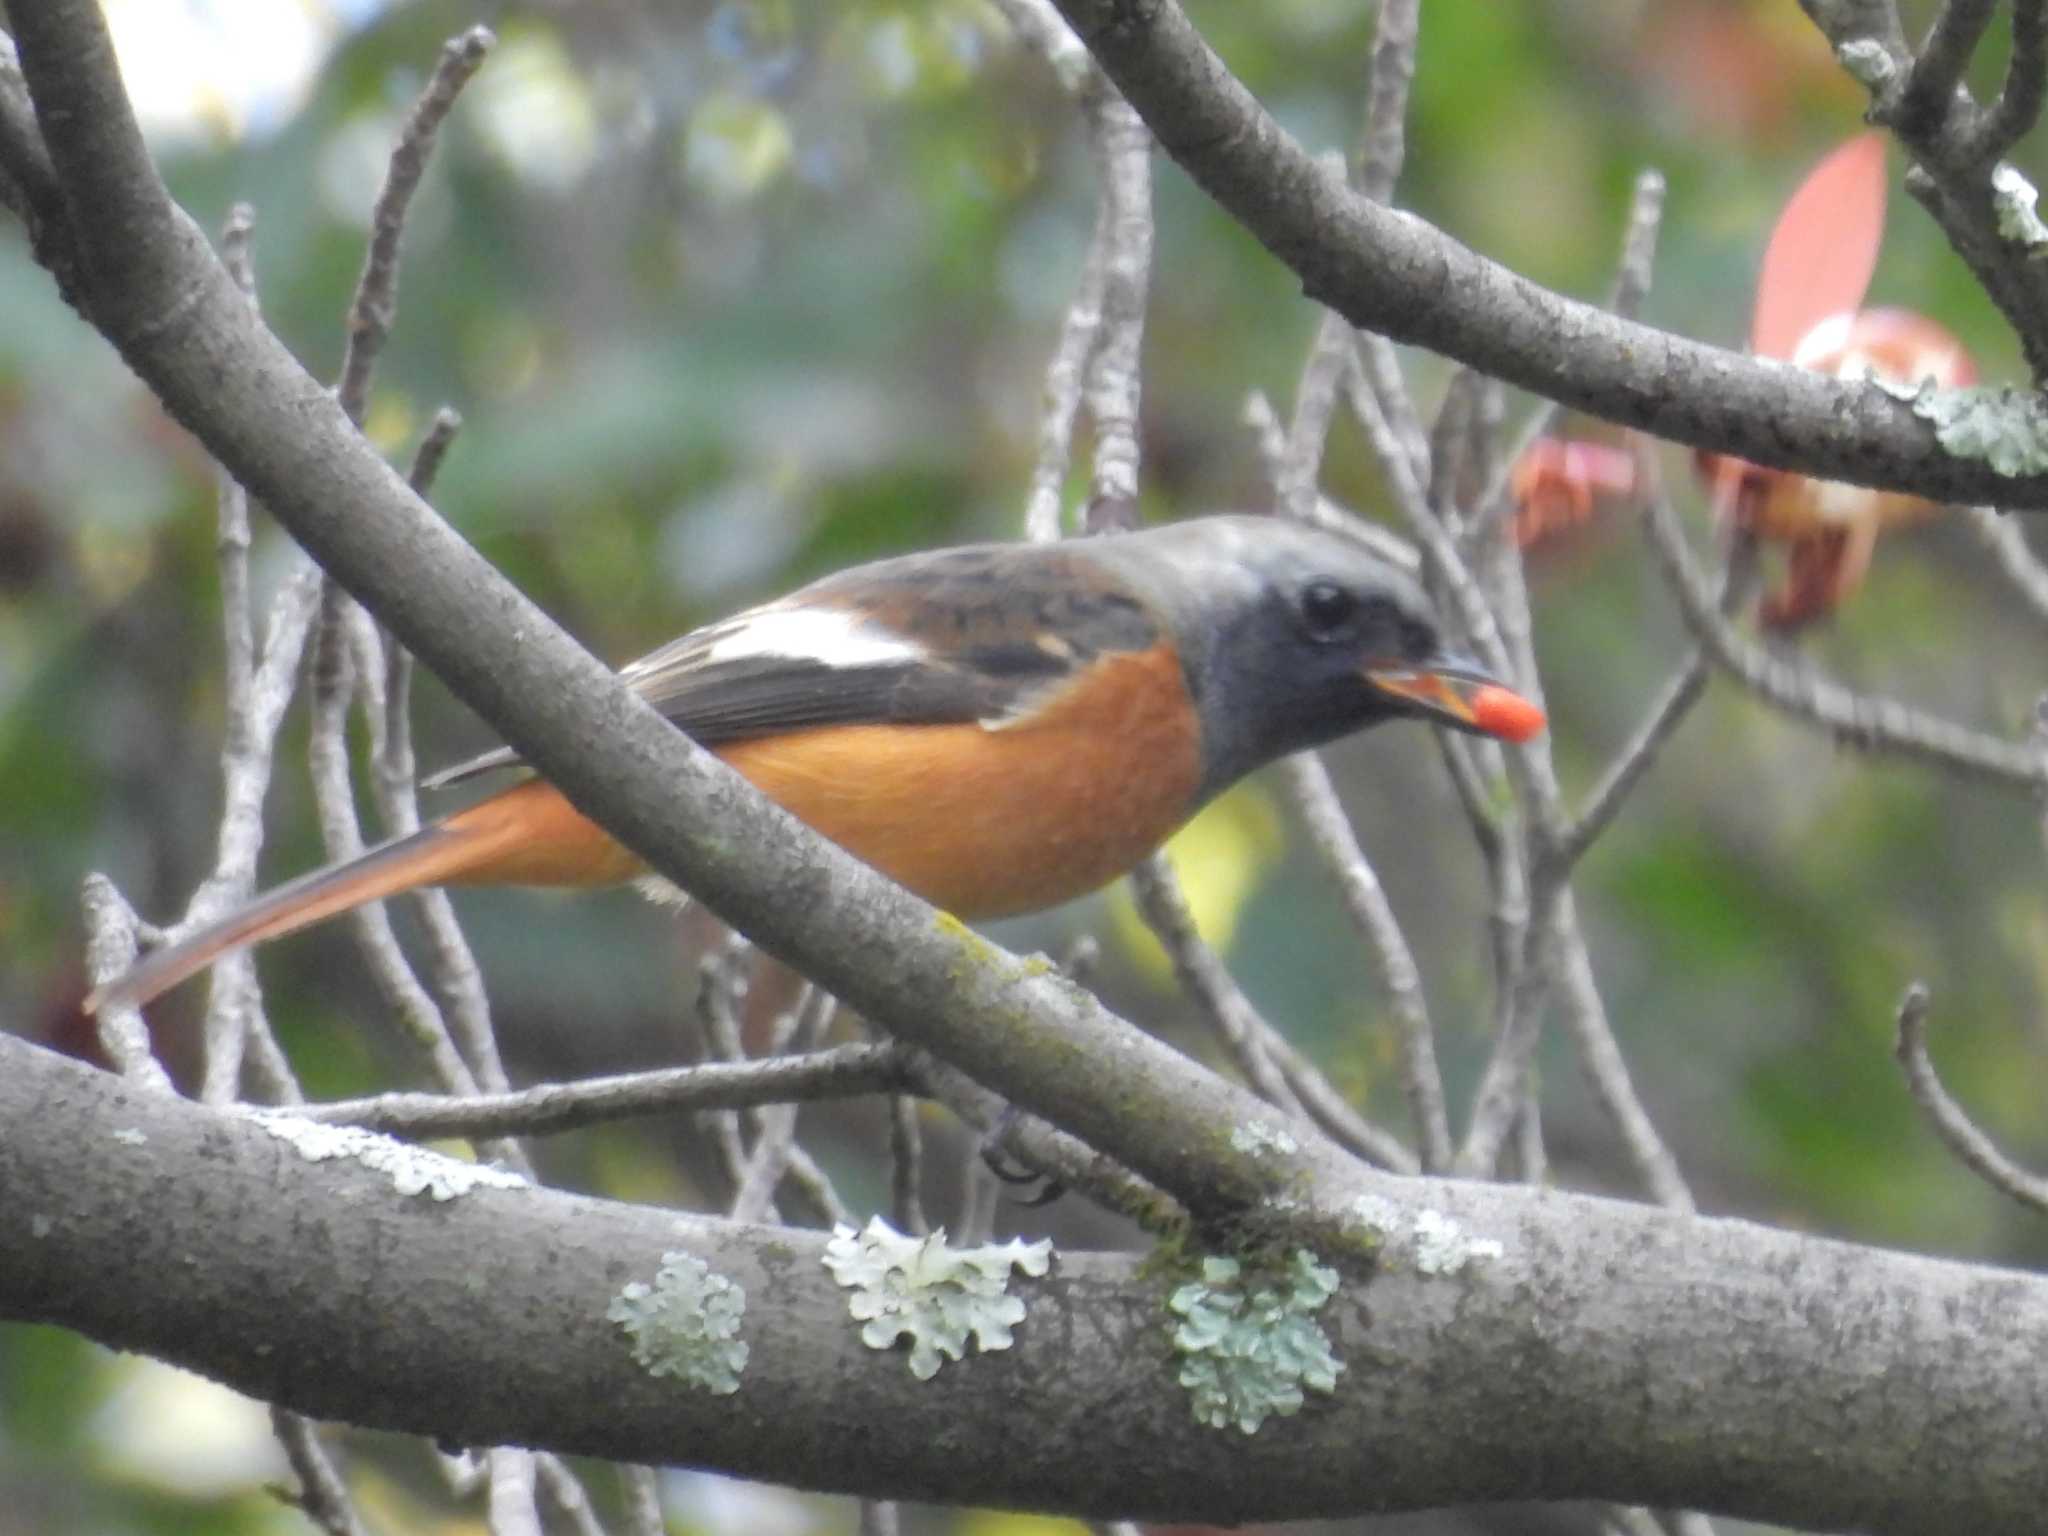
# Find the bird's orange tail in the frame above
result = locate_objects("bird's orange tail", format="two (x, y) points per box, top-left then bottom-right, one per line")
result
(82, 779), (636, 1015)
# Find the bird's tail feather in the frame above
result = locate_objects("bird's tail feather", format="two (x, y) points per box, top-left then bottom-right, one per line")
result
(84, 811), (524, 1016)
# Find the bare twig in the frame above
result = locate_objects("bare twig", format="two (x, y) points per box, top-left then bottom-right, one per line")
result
(730, 987), (840, 1222)
(1279, 752), (1450, 1170)
(1279, 310), (1353, 522)
(1901, 0), (1997, 135)
(1128, 855), (1303, 1114)
(1509, 1095), (1548, 1186)
(1552, 893), (1695, 1211)
(1895, 983), (2048, 1213)
(1457, 867), (1562, 1179)
(1080, 80), (1151, 514)
(1356, 0), (1419, 204)
(1639, 478), (2048, 793)
(304, 610), (481, 1095)
(1023, 202), (1109, 540)
(1481, 167), (1666, 538)
(1243, 390), (1419, 569)
(1551, 534), (1760, 872)
(270, 1409), (370, 1536)
(693, 939), (755, 1184)
(991, 0), (1093, 92)
(1973, 0), (2048, 158)
(304, 1043), (910, 1139)
(1963, 504), (2048, 624)
(1256, 1024), (1420, 1174)
(618, 1467), (665, 1536)
(78, 878), (176, 1092)
(484, 1448), (544, 1536)
(534, 1454), (609, 1536)
(890, 1094), (930, 1236)
(336, 27), (493, 424)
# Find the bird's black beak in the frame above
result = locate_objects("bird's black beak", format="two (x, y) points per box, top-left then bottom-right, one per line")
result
(1364, 655), (1546, 742)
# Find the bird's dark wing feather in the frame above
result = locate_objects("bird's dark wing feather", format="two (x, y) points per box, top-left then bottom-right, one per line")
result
(423, 541), (1160, 791)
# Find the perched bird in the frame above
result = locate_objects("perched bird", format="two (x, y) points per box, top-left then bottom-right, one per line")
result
(87, 514), (1543, 1013)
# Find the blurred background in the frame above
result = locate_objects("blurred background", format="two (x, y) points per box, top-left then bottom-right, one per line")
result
(3, 0), (2046, 1532)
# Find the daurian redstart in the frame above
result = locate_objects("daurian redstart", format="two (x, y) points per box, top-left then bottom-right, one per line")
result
(88, 514), (1543, 1013)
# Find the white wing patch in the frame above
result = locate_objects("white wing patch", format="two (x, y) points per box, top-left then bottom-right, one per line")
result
(630, 605), (926, 675)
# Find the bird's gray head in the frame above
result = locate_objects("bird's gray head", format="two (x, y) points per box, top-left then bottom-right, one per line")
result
(1089, 514), (1542, 801)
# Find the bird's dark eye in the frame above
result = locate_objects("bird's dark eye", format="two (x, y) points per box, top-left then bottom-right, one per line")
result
(1401, 619), (1437, 659)
(1299, 579), (1359, 640)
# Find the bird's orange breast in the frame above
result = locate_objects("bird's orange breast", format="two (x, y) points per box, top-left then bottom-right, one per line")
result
(441, 643), (1206, 918)
(716, 642), (1204, 916)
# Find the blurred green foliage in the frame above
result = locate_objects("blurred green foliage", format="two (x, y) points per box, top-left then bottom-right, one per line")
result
(5, 1), (2048, 1531)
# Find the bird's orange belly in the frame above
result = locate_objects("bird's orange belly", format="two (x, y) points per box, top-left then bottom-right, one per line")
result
(447, 644), (1207, 918)
(717, 645), (1204, 916)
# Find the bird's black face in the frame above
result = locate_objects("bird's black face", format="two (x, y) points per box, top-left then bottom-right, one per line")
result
(1282, 571), (1527, 739)
(1086, 515), (1543, 802)
(1125, 519), (1544, 802)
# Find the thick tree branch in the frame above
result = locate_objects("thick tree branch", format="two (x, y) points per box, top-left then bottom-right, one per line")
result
(8, 1035), (2048, 1533)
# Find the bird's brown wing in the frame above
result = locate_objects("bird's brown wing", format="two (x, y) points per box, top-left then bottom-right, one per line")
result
(425, 544), (1162, 789)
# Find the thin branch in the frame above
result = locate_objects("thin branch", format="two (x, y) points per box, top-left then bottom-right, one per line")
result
(1550, 534), (1761, 872)
(303, 609), (481, 1096)
(1079, 79), (1151, 516)
(1900, 0), (1997, 135)
(1975, 0), (2048, 157)
(533, 1454), (609, 1536)
(1278, 752), (1450, 1171)
(1127, 855), (1304, 1115)
(1481, 167), (1666, 537)
(889, 1094), (930, 1236)
(693, 939), (755, 1185)
(1962, 503), (2048, 623)
(336, 28), (493, 424)
(1356, 0), (1420, 204)
(1345, 349), (1512, 678)
(304, 1043), (911, 1140)
(1456, 867), (1562, 1179)
(1278, 310), (1352, 521)
(483, 1448), (544, 1536)
(1509, 1094), (1548, 1186)
(1552, 893), (1695, 1211)
(1242, 390), (1419, 569)
(618, 1468), (665, 1536)
(1258, 1029), (1420, 1173)
(270, 1409), (371, 1536)
(991, 0), (1094, 92)
(730, 987), (840, 1223)
(1639, 476), (2048, 794)
(1894, 982), (2048, 1213)
(1023, 194), (1109, 540)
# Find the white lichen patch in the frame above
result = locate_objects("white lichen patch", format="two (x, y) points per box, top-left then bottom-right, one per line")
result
(821, 1217), (1051, 1381)
(1993, 164), (2048, 254)
(1881, 382), (2048, 477)
(1229, 1120), (1299, 1157)
(1412, 1209), (1506, 1276)
(240, 1111), (527, 1201)
(112, 1127), (148, 1146)
(1351, 1194), (1505, 1276)
(1834, 39), (1896, 88)
(1167, 1251), (1344, 1435)
(608, 1251), (748, 1395)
